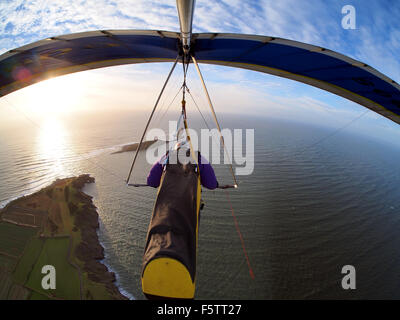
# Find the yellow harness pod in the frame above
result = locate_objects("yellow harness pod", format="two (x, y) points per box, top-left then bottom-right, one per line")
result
(142, 149), (201, 299)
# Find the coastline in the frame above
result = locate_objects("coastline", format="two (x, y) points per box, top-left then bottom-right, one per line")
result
(0, 174), (128, 300)
(81, 182), (136, 300)
(99, 244), (136, 300)
(97, 217), (136, 300)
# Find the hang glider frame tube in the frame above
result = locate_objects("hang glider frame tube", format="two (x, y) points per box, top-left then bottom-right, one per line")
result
(176, 0), (196, 54)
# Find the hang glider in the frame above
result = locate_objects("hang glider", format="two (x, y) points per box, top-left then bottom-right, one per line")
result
(1, 30), (400, 125)
(2, 0), (399, 301)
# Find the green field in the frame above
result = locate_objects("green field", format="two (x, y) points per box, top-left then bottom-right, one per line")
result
(0, 222), (38, 257)
(13, 238), (44, 285)
(26, 237), (81, 299)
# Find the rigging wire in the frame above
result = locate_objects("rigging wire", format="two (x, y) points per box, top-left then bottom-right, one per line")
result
(282, 109), (370, 162)
(126, 56), (179, 184)
(224, 189), (255, 280)
(151, 68), (182, 126)
(191, 56), (238, 188)
(187, 86), (237, 185)
(187, 87), (212, 131)
(153, 85), (184, 129)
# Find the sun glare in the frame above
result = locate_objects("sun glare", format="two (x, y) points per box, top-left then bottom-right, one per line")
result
(37, 117), (69, 177)
(22, 74), (85, 115)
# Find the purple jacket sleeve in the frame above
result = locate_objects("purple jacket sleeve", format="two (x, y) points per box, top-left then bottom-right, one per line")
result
(147, 153), (218, 190)
(146, 154), (167, 188)
(199, 155), (218, 190)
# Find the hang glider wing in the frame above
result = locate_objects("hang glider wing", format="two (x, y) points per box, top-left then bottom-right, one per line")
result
(1, 31), (399, 125)
(192, 33), (400, 125)
(0, 30), (179, 97)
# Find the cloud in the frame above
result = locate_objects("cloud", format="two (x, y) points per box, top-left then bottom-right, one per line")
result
(348, 4), (400, 81)
(0, 0), (179, 51)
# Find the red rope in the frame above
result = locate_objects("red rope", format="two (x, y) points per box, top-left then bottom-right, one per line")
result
(224, 190), (255, 280)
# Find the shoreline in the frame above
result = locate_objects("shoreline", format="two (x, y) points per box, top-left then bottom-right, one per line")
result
(99, 245), (136, 300)
(81, 182), (136, 300)
(97, 217), (136, 300)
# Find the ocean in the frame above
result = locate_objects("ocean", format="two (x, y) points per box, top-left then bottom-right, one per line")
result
(1, 108), (400, 299)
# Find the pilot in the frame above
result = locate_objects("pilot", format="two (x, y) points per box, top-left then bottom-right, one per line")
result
(147, 140), (218, 190)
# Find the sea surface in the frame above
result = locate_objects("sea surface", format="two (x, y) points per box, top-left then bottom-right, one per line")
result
(1, 108), (400, 299)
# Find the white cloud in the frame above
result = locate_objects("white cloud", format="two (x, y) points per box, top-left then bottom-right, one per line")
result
(0, 0), (179, 51)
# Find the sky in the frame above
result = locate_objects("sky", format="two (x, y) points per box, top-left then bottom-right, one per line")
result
(0, 0), (400, 144)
